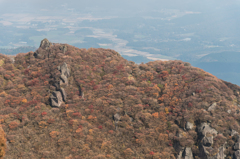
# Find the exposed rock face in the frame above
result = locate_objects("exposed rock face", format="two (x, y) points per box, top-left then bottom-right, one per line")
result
(199, 145), (225, 159)
(232, 129), (239, 136)
(185, 122), (194, 130)
(217, 146), (225, 159)
(49, 62), (70, 107)
(50, 91), (63, 107)
(197, 123), (225, 159)
(113, 113), (121, 130)
(40, 38), (52, 50)
(182, 147), (193, 159)
(208, 102), (217, 111)
(234, 150), (240, 159)
(114, 113), (121, 122)
(198, 123), (218, 137)
(174, 140), (185, 159)
(60, 74), (68, 85)
(60, 88), (66, 102)
(58, 62), (70, 85)
(202, 136), (214, 146)
(59, 45), (67, 54)
(58, 62), (70, 78)
(34, 38), (53, 59)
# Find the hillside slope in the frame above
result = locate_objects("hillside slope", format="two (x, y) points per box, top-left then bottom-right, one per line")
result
(0, 39), (240, 159)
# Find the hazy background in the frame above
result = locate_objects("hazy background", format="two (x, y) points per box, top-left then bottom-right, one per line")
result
(1, 0), (240, 85)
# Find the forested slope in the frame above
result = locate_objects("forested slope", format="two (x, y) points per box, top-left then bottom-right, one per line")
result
(0, 39), (240, 158)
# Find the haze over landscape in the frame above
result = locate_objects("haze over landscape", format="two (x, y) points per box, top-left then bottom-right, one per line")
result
(1, 1), (240, 159)
(0, 0), (240, 85)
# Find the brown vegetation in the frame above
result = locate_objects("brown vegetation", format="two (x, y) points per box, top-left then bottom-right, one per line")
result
(0, 39), (240, 158)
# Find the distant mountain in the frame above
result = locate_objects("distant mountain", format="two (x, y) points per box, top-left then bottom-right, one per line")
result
(197, 51), (240, 63)
(190, 51), (240, 86)
(1, 39), (240, 158)
(0, 46), (37, 56)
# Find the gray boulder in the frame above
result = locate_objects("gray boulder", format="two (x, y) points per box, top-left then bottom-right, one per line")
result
(60, 88), (66, 102)
(174, 140), (185, 159)
(198, 123), (218, 137)
(182, 147), (193, 159)
(199, 141), (225, 159)
(199, 144), (210, 158)
(235, 150), (240, 159)
(58, 62), (70, 78)
(113, 113), (121, 122)
(231, 129), (239, 136)
(202, 136), (213, 146)
(60, 74), (68, 85)
(216, 146), (225, 159)
(235, 143), (240, 150)
(186, 122), (194, 130)
(113, 113), (121, 130)
(208, 102), (217, 111)
(50, 91), (63, 107)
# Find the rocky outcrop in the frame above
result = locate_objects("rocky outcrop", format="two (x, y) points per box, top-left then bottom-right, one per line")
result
(234, 150), (240, 159)
(182, 147), (193, 159)
(198, 123), (218, 137)
(232, 129), (239, 136)
(40, 38), (52, 50)
(197, 123), (226, 159)
(185, 122), (194, 130)
(208, 102), (217, 111)
(60, 88), (66, 102)
(59, 45), (67, 54)
(199, 144), (225, 159)
(49, 62), (70, 107)
(202, 135), (214, 146)
(34, 38), (53, 59)
(174, 141), (193, 159)
(50, 91), (63, 107)
(58, 62), (70, 85)
(233, 135), (240, 159)
(113, 113), (121, 130)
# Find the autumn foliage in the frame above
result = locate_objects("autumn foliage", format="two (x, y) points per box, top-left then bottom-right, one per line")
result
(0, 40), (239, 158)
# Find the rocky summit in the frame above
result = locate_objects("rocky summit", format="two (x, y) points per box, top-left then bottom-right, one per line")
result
(0, 39), (240, 158)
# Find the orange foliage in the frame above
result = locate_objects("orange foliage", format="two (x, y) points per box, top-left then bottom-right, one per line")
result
(9, 121), (19, 130)
(49, 131), (60, 138)
(152, 112), (159, 118)
(21, 98), (27, 103)
(107, 84), (113, 89)
(87, 115), (97, 120)
(38, 121), (48, 128)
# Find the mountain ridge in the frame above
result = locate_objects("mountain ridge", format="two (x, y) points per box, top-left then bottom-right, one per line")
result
(0, 39), (240, 158)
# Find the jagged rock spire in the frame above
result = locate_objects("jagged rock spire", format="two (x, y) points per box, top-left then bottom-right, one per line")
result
(39, 38), (52, 50)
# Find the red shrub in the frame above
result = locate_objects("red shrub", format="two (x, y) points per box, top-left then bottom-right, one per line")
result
(188, 103), (193, 108)
(9, 121), (19, 130)
(93, 85), (98, 90)
(88, 105), (94, 109)
(72, 112), (82, 118)
(41, 112), (47, 116)
(47, 119), (55, 124)
(98, 125), (103, 129)
(195, 89), (202, 93)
